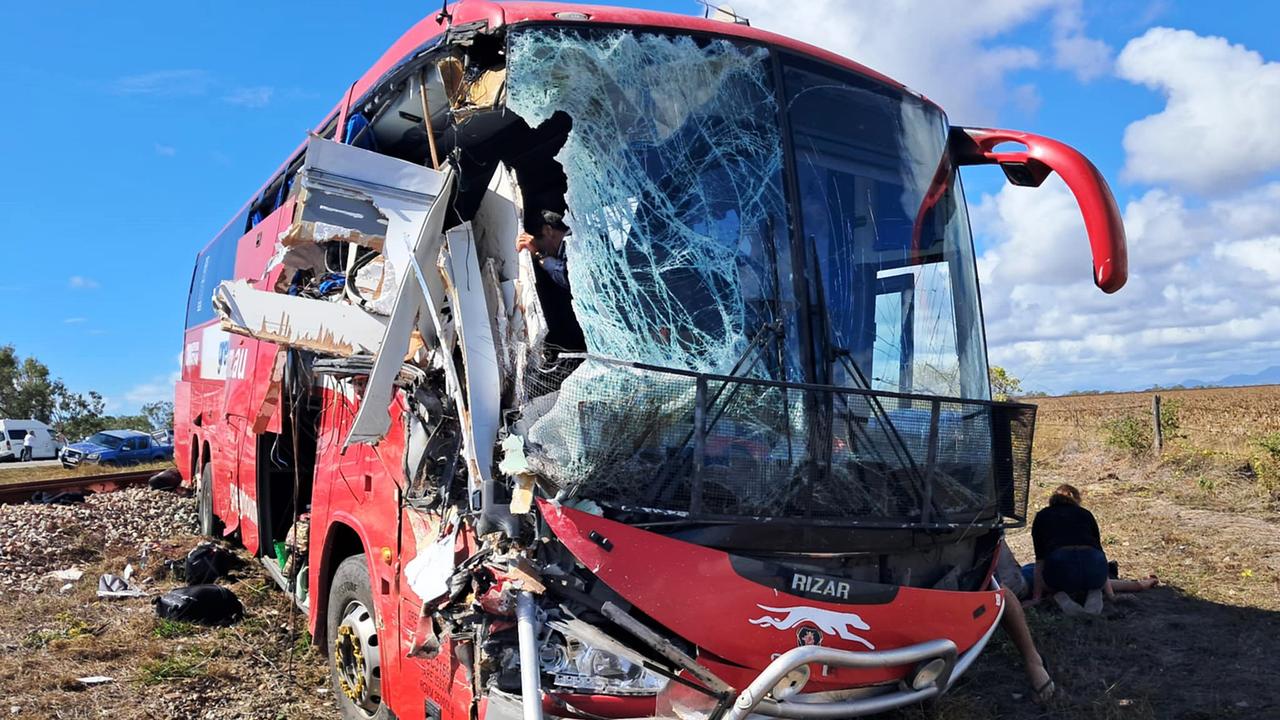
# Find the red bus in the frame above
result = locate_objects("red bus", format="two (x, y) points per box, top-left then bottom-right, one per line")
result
(176, 3), (1128, 719)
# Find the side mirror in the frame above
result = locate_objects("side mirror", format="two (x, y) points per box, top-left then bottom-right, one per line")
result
(949, 126), (1128, 294)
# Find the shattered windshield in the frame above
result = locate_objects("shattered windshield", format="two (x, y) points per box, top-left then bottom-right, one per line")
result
(504, 28), (1013, 526)
(507, 27), (800, 380)
(783, 55), (989, 400)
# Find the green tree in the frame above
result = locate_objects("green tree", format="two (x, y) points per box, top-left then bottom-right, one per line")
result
(53, 390), (108, 441)
(989, 366), (1023, 402)
(141, 401), (175, 430)
(0, 345), (62, 422)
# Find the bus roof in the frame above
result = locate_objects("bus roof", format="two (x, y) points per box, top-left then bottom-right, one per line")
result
(354, 1), (924, 106)
(201, 1), (933, 258)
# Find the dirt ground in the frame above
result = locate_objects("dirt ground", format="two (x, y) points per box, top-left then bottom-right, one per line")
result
(2, 389), (1278, 719)
(891, 388), (1280, 720)
(0, 490), (332, 719)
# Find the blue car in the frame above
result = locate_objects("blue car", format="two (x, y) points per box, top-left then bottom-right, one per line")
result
(61, 430), (174, 468)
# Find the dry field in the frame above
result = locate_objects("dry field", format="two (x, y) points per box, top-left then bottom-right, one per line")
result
(895, 384), (1280, 720)
(0, 460), (176, 486)
(1032, 384), (1280, 460)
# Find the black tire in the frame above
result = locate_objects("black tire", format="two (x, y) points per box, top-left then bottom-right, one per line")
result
(327, 555), (391, 720)
(197, 464), (223, 538)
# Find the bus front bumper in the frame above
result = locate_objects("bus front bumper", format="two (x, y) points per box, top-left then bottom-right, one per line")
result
(724, 598), (1005, 720)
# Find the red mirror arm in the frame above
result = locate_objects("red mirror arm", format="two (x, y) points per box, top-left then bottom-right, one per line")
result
(950, 126), (1128, 293)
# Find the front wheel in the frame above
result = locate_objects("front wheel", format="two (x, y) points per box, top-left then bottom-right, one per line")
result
(327, 555), (390, 720)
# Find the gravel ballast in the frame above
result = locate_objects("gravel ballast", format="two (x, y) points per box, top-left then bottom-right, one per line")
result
(0, 487), (197, 593)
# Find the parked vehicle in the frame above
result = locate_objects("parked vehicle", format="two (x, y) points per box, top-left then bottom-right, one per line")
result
(0, 419), (63, 461)
(175, 5), (1129, 720)
(61, 429), (174, 468)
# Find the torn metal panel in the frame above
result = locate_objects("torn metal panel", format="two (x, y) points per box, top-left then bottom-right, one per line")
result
(344, 171), (457, 447)
(280, 137), (445, 250)
(438, 223), (502, 500)
(277, 138), (450, 319)
(213, 280), (388, 356)
(251, 350), (286, 434)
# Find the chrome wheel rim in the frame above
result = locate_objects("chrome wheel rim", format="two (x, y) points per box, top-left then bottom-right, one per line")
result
(334, 599), (382, 716)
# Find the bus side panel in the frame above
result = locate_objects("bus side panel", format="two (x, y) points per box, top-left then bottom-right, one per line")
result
(308, 386), (414, 715)
(174, 379), (194, 483)
(395, 508), (478, 720)
(223, 208), (291, 553)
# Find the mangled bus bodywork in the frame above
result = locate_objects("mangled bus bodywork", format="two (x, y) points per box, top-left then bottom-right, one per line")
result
(179, 5), (1127, 720)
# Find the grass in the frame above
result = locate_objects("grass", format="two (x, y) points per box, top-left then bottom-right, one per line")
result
(0, 459), (175, 485)
(152, 618), (198, 639)
(0, 539), (332, 718)
(884, 385), (1280, 719)
(138, 650), (215, 684)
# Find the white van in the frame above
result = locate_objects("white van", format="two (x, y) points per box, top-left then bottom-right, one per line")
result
(0, 420), (64, 461)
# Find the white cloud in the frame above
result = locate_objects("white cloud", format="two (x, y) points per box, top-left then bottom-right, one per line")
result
(63, 317), (87, 324)
(154, 143), (176, 157)
(112, 69), (210, 97)
(973, 178), (1280, 392)
(1117, 27), (1280, 192)
(1050, 0), (1112, 80)
(68, 275), (99, 289)
(224, 86), (273, 108)
(730, 0), (1110, 123)
(118, 371), (181, 411)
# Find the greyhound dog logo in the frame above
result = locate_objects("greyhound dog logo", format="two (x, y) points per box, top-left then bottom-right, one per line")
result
(749, 604), (876, 650)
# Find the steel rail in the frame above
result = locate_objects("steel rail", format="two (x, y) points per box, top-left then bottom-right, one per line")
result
(0, 468), (164, 504)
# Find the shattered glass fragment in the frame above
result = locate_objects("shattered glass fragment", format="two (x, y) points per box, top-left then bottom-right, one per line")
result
(507, 28), (791, 374)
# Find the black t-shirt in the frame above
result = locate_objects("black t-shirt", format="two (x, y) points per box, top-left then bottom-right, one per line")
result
(1031, 503), (1102, 560)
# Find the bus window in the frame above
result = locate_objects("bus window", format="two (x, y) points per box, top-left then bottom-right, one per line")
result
(186, 208), (248, 328)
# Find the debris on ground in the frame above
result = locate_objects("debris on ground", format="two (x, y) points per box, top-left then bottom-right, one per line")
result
(96, 572), (145, 599)
(0, 487), (197, 593)
(147, 468), (183, 491)
(154, 584), (244, 625)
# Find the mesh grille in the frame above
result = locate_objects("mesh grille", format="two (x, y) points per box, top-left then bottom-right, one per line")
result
(519, 357), (1034, 528)
(991, 402), (1036, 525)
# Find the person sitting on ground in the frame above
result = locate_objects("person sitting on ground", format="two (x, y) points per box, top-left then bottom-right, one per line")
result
(1030, 483), (1157, 616)
(516, 209), (586, 354)
(993, 539), (1056, 702)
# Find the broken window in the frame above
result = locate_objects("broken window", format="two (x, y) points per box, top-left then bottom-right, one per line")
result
(506, 27), (798, 377)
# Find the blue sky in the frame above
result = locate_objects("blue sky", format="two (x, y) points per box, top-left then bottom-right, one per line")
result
(1, 1), (1277, 406)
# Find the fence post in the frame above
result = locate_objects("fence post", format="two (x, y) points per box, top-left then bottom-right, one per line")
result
(1152, 394), (1163, 455)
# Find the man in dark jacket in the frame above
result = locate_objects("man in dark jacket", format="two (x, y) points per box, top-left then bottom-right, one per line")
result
(517, 210), (586, 353)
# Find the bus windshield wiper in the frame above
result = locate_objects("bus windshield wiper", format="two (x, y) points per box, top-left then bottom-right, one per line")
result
(828, 346), (942, 522)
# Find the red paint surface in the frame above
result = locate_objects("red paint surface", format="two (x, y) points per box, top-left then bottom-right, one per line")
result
(541, 500), (1000, 689)
(952, 126), (1129, 293)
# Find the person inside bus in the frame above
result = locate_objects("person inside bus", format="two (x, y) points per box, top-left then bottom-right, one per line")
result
(517, 209), (586, 353)
(1029, 483), (1158, 616)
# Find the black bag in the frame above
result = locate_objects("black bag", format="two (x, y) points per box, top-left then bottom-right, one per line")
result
(154, 585), (243, 625)
(148, 469), (182, 491)
(31, 490), (85, 505)
(185, 543), (234, 585)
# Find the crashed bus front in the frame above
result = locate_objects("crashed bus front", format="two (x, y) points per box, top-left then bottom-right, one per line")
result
(180, 4), (1127, 720)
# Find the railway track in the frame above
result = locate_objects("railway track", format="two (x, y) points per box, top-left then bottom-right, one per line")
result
(0, 468), (162, 504)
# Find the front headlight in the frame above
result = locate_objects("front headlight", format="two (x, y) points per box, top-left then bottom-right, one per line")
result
(87, 453), (101, 460)
(540, 634), (669, 695)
